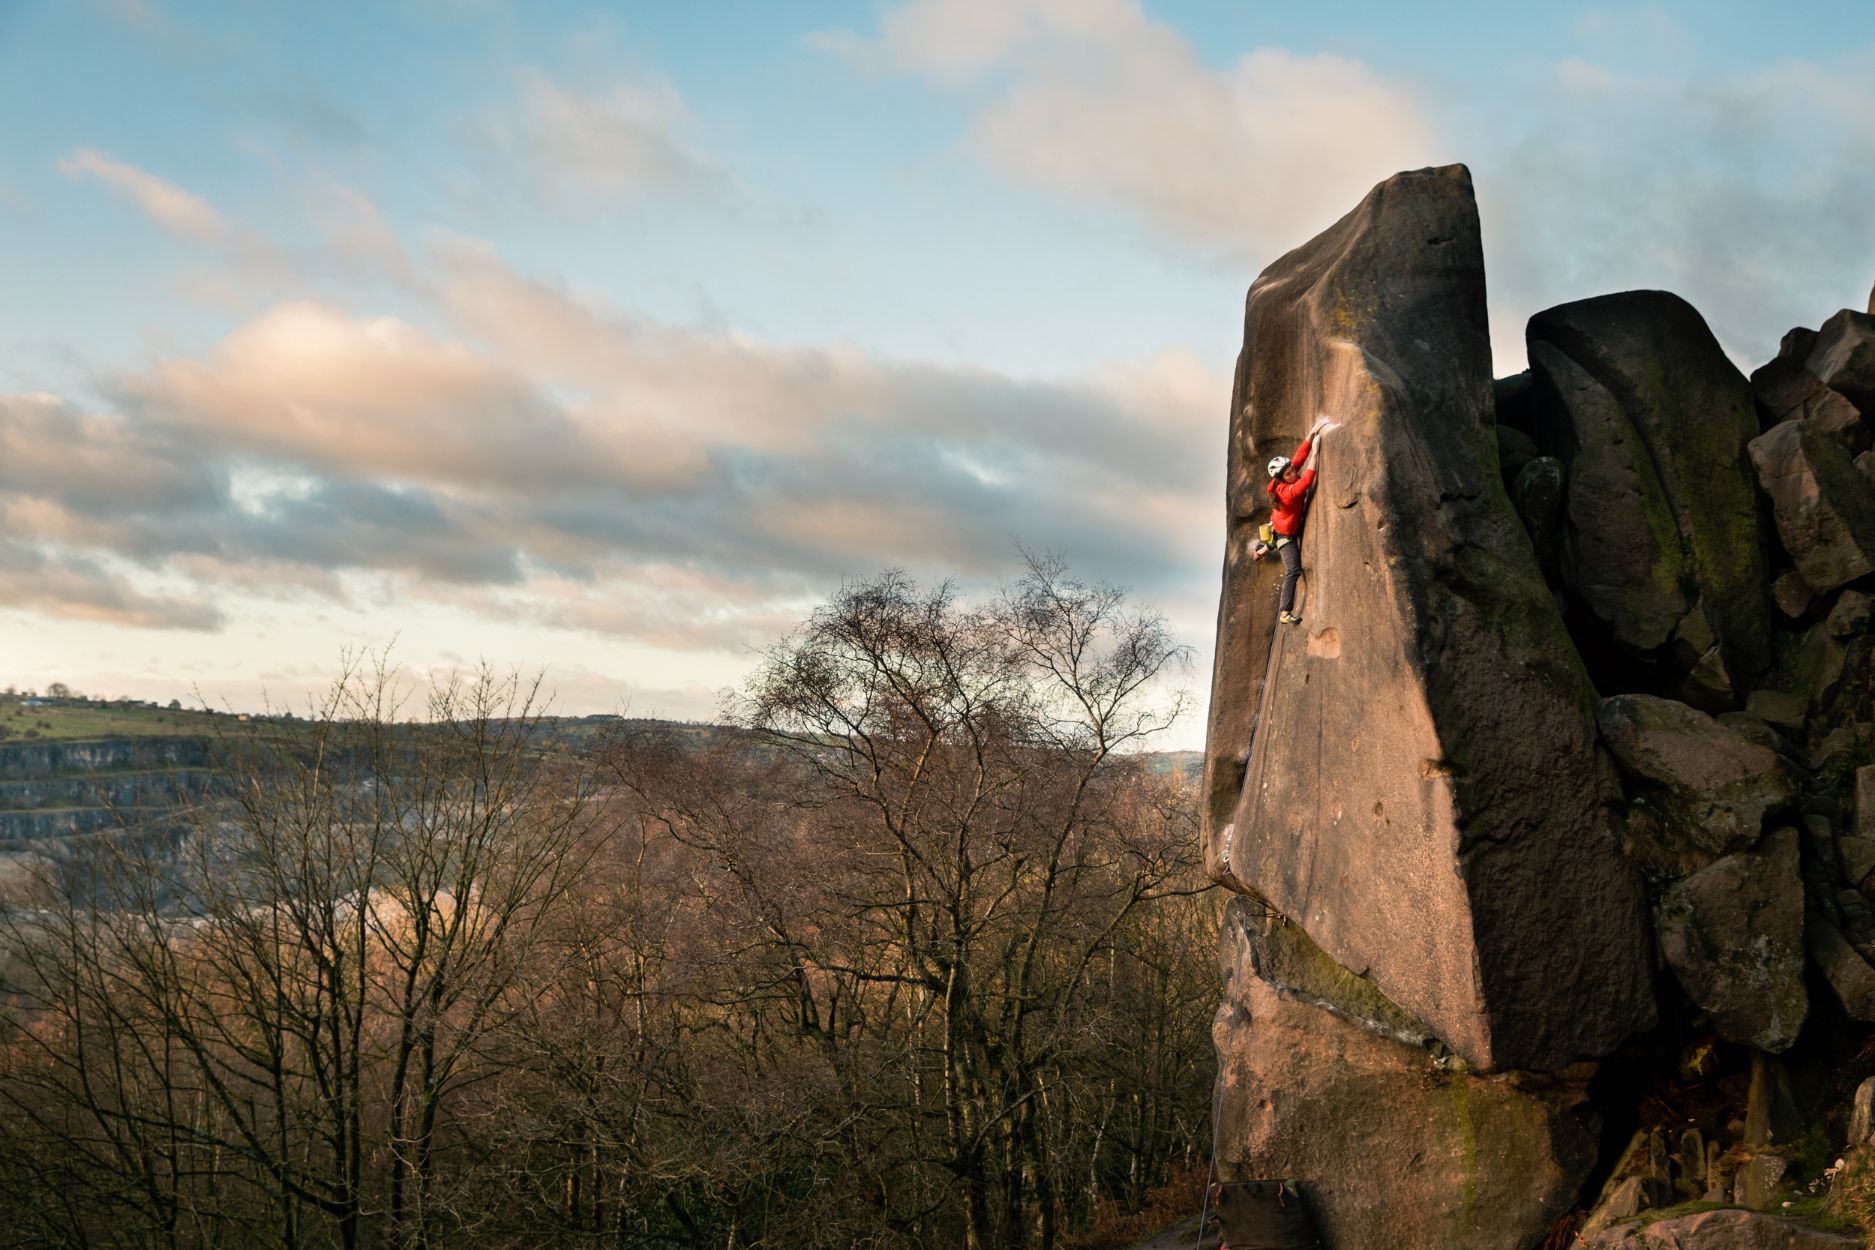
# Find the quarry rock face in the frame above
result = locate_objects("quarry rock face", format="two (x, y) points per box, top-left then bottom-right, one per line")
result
(1527, 292), (1772, 700)
(1201, 163), (1654, 1073)
(1213, 941), (1598, 1250)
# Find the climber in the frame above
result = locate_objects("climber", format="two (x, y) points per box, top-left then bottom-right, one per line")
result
(1266, 415), (1331, 625)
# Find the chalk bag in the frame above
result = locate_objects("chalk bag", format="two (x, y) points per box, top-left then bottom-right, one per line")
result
(1209, 1179), (1322, 1250)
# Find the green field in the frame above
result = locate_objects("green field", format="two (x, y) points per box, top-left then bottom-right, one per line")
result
(0, 697), (232, 743)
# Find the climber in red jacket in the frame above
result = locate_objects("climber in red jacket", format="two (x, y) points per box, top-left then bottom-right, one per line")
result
(1266, 415), (1330, 625)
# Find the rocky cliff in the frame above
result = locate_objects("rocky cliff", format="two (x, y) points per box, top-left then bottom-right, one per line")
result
(1203, 164), (1875, 1247)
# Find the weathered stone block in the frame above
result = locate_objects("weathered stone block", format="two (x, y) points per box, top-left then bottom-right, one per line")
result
(1830, 589), (1872, 637)
(1808, 308), (1875, 412)
(1656, 829), (1807, 1051)
(1752, 354), (1865, 446)
(1218, 895), (1433, 1048)
(1773, 570), (1816, 619)
(1840, 835), (1875, 886)
(1807, 914), (1875, 1021)
(1201, 164), (1654, 1072)
(1750, 417), (1875, 593)
(1857, 764), (1875, 840)
(1598, 694), (1795, 856)
(1746, 689), (1808, 731)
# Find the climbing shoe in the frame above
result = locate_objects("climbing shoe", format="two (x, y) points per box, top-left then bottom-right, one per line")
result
(1280, 612), (1302, 625)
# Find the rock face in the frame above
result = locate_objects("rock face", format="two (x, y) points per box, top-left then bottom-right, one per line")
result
(1527, 292), (1772, 699)
(1808, 915), (1875, 1021)
(1201, 164), (1654, 1072)
(1581, 1210), (1861, 1249)
(1749, 417), (1875, 593)
(1214, 926), (1598, 1250)
(1655, 829), (1807, 1051)
(1220, 897), (1434, 1049)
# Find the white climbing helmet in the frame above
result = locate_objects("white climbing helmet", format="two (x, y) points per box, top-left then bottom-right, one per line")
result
(1266, 455), (1291, 479)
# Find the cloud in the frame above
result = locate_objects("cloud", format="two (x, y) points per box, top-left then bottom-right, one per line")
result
(486, 68), (732, 212)
(121, 300), (679, 495)
(0, 539), (222, 631)
(1478, 46), (1875, 370)
(58, 147), (226, 242)
(0, 234), (1225, 653)
(814, 0), (1444, 256)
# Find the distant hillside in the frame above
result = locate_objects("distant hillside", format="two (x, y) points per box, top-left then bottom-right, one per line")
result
(0, 695), (234, 743)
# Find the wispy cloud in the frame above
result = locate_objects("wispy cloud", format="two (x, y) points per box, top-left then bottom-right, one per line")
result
(0, 538), (221, 631)
(57, 147), (226, 242)
(813, 0), (1444, 256)
(484, 68), (734, 213)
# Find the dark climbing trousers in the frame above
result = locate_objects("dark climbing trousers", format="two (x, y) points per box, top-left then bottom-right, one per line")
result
(1277, 536), (1302, 614)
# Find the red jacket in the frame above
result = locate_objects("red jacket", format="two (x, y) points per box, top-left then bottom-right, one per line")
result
(1266, 437), (1314, 536)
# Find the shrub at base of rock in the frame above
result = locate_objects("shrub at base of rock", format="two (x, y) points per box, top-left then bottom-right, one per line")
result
(1212, 954), (1598, 1250)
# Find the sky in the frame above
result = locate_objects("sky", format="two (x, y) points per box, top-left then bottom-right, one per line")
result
(2, 0), (1873, 747)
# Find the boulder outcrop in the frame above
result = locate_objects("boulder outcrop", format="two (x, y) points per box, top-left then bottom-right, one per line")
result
(1581, 1210), (1860, 1249)
(1214, 934), (1598, 1250)
(1526, 292), (1772, 700)
(1201, 164), (1654, 1072)
(1190, 169), (1875, 1250)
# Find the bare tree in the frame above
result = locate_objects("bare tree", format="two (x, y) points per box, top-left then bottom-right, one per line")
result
(0, 661), (606, 1249)
(718, 556), (1199, 1250)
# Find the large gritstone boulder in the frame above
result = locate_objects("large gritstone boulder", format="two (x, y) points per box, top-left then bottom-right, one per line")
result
(1808, 309), (1875, 413)
(1200, 164), (1654, 1072)
(1214, 906), (1600, 1250)
(1654, 828), (1807, 1051)
(1749, 417), (1875, 593)
(1526, 292), (1773, 704)
(1597, 694), (1795, 870)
